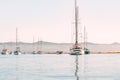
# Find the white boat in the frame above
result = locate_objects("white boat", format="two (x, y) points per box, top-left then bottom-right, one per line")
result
(36, 38), (42, 54)
(14, 47), (21, 55)
(32, 36), (37, 54)
(69, 0), (84, 55)
(69, 45), (84, 55)
(14, 28), (22, 55)
(32, 37), (42, 54)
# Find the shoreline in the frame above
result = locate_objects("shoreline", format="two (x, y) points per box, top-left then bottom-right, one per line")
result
(91, 51), (120, 54)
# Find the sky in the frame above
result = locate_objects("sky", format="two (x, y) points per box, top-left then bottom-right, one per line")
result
(0, 0), (120, 44)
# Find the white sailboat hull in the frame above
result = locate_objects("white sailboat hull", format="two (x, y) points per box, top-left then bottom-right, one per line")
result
(14, 51), (22, 55)
(69, 48), (84, 55)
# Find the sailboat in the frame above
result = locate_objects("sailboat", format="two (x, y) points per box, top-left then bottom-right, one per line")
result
(14, 28), (21, 55)
(84, 26), (90, 54)
(32, 36), (36, 54)
(36, 38), (42, 54)
(69, 0), (84, 55)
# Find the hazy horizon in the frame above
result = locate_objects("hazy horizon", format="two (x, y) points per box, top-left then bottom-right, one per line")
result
(1, 41), (120, 45)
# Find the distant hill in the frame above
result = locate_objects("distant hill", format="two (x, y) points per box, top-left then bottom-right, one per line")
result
(111, 42), (120, 45)
(1, 41), (120, 53)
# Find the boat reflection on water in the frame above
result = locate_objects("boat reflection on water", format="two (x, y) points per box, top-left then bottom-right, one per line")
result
(75, 55), (79, 80)
(74, 55), (86, 80)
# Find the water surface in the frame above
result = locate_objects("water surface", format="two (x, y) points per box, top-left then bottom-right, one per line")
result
(0, 54), (120, 80)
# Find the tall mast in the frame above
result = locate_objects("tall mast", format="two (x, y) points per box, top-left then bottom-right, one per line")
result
(75, 0), (77, 9)
(37, 37), (40, 51)
(84, 26), (86, 49)
(84, 26), (87, 48)
(75, 0), (79, 45)
(16, 27), (18, 48)
(33, 36), (35, 51)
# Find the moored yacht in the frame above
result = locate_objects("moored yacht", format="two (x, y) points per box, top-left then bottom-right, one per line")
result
(14, 47), (21, 55)
(14, 28), (22, 55)
(69, 0), (84, 55)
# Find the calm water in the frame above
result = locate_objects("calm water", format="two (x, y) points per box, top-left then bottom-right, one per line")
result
(0, 54), (120, 80)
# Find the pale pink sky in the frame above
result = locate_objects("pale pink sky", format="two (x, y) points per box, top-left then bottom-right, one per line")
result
(0, 0), (120, 43)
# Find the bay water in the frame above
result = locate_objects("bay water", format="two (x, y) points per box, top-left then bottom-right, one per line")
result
(0, 54), (120, 80)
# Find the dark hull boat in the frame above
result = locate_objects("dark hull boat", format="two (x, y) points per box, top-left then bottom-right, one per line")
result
(14, 28), (22, 55)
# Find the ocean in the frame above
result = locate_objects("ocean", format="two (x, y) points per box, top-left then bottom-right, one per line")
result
(0, 54), (120, 80)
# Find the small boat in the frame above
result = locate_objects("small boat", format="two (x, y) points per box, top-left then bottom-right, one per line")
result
(14, 28), (22, 55)
(32, 51), (36, 54)
(32, 36), (37, 54)
(56, 51), (63, 54)
(32, 50), (42, 54)
(14, 51), (21, 55)
(14, 47), (21, 55)
(1, 48), (8, 55)
(84, 48), (90, 54)
(32, 37), (42, 54)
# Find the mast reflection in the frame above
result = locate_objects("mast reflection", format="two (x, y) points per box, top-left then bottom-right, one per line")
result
(75, 55), (79, 80)
(74, 55), (86, 80)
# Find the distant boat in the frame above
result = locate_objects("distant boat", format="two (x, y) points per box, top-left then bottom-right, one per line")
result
(32, 51), (36, 54)
(36, 38), (42, 54)
(84, 26), (90, 54)
(1, 48), (8, 55)
(32, 37), (42, 54)
(32, 36), (37, 54)
(14, 47), (21, 55)
(14, 28), (21, 55)
(55, 51), (63, 54)
(69, 0), (84, 55)
(1, 43), (9, 55)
